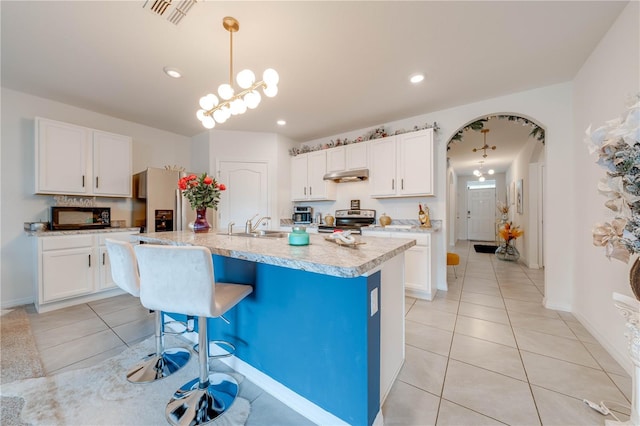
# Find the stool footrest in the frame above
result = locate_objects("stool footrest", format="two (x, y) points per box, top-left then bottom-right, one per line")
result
(193, 340), (236, 360)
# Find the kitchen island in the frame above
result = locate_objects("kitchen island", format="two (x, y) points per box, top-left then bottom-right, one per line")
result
(135, 231), (415, 426)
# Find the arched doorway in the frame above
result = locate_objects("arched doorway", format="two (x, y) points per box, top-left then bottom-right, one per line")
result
(445, 114), (546, 269)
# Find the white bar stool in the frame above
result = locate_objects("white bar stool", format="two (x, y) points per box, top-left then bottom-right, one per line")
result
(134, 244), (253, 425)
(105, 239), (190, 383)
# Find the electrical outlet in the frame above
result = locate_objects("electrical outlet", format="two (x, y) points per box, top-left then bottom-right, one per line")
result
(370, 288), (379, 316)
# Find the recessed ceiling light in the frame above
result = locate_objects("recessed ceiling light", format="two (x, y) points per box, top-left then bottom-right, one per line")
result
(277, 120), (286, 126)
(410, 73), (424, 84)
(163, 67), (182, 78)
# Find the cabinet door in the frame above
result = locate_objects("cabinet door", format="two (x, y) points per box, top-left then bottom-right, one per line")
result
(404, 245), (431, 293)
(93, 131), (132, 197)
(398, 129), (434, 196)
(326, 147), (345, 173)
(307, 150), (334, 200)
(42, 247), (95, 302)
(369, 137), (397, 197)
(345, 143), (368, 170)
(291, 155), (309, 201)
(36, 118), (91, 194)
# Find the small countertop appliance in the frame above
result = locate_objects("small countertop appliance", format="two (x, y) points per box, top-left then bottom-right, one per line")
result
(292, 206), (313, 224)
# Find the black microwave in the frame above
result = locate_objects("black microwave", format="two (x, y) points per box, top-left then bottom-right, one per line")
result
(51, 207), (111, 230)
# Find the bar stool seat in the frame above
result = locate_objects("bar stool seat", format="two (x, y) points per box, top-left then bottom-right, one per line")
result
(105, 239), (190, 383)
(447, 252), (460, 278)
(135, 244), (253, 425)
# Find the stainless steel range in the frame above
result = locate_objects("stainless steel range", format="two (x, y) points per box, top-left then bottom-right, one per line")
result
(318, 209), (376, 234)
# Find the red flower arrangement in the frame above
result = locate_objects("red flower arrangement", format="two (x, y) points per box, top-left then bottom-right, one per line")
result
(178, 173), (226, 210)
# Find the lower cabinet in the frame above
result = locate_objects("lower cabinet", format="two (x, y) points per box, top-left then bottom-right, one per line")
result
(35, 231), (139, 312)
(363, 231), (436, 300)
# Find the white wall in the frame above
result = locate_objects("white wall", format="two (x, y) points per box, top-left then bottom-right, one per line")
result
(299, 82), (574, 316)
(1, 88), (192, 307)
(203, 129), (297, 230)
(572, 1), (640, 374)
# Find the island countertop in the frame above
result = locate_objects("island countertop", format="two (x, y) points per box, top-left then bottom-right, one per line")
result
(135, 231), (416, 278)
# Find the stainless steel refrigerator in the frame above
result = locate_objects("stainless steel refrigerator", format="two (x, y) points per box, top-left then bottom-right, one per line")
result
(132, 167), (214, 233)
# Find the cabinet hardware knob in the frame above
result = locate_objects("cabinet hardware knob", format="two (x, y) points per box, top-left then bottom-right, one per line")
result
(392, 179), (395, 190)
(102, 252), (106, 265)
(82, 175), (85, 188)
(96, 176), (99, 188)
(88, 254), (91, 267)
(401, 179), (404, 190)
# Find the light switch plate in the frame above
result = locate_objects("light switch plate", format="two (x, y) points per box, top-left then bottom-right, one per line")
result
(370, 287), (379, 316)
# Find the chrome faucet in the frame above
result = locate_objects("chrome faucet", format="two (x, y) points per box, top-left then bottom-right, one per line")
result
(245, 214), (271, 233)
(227, 221), (235, 235)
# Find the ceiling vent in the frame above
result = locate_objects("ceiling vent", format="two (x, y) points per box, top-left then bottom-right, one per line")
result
(143, 0), (198, 25)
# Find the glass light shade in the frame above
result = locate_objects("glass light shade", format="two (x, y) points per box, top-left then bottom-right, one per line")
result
(221, 106), (231, 120)
(263, 84), (278, 98)
(199, 93), (218, 110)
(213, 109), (228, 123)
(473, 170), (481, 177)
(218, 83), (234, 100)
(202, 116), (215, 129)
(263, 68), (279, 86)
(230, 98), (246, 115)
(244, 90), (261, 109)
(479, 176), (486, 182)
(410, 74), (424, 84)
(236, 69), (256, 89)
(196, 109), (206, 121)
(488, 169), (495, 175)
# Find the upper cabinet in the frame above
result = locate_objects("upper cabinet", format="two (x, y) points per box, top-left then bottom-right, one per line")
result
(369, 129), (434, 198)
(290, 150), (336, 201)
(36, 117), (132, 197)
(326, 143), (368, 173)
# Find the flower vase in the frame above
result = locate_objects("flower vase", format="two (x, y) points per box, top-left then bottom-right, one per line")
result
(629, 258), (640, 301)
(495, 241), (520, 261)
(192, 208), (211, 233)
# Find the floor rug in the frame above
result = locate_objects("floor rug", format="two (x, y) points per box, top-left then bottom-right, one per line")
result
(474, 244), (499, 253)
(1, 307), (46, 426)
(0, 334), (251, 425)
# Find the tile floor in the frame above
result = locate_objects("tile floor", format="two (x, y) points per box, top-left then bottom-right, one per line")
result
(24, 239), (632, 425)
(381, 240), (632, 425)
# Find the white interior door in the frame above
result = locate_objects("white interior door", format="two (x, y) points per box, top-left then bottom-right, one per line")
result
(467, 187), (496, 241)
(218, 161), (269, 232)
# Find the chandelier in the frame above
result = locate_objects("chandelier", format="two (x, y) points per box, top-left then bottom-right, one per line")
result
(473, 161), (494, 182)
(472, 129), (496, 158)
(196, 17), (279, 129)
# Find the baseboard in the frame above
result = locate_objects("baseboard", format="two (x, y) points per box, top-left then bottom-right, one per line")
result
(172, 322), (349, 426)
(572, 310), (633, 377)
(1, 296), (35, 309)
(542, 297), (571, 313)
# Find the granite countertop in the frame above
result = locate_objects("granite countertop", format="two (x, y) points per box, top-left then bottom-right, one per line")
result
(26, 227), (141, 237)
(362, 220), (442, 234)
(135, 230), (415, 278)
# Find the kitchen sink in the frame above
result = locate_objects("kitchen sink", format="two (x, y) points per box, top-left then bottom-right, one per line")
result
(220, 230), (289, 239)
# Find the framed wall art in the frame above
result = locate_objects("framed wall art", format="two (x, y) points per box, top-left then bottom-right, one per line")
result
(516, 179), (524, 214)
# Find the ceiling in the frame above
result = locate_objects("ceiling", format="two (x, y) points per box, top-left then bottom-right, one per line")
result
(1, 1), (627, 150)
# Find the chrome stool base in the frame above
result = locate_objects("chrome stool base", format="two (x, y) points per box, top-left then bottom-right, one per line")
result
(126, 347), (191, 383)
(166, 372), (239, 425)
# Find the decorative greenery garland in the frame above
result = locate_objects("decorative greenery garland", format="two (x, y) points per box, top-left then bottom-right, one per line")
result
(448, 115), (545, 149)
(289, 122), (440, 156)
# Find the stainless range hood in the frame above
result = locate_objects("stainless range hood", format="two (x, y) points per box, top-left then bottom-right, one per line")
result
(323, 168), (369, 183)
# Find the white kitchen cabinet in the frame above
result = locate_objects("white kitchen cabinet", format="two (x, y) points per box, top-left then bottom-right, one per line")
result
(92, 130), (133, 197)
(35, 230), (139, 312)
(290, 151), (336, 201)
(35, 117), (132, 197)
(40, 235), (95, 303)
(326, 143), (368, 173)
(369, 129), (434, 198)
(362, 230), (436, 300)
